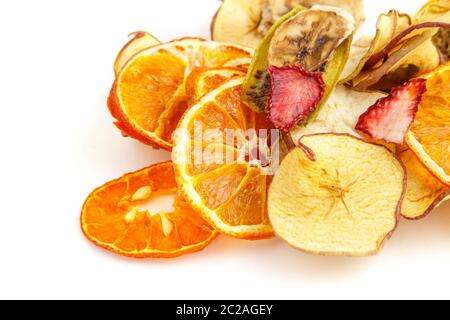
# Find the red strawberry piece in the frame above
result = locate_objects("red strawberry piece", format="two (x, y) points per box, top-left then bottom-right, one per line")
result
(356, 78), (427, 144)
(268, 64), (325, 132)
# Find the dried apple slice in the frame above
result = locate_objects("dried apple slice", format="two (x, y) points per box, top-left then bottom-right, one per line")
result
(211, 0), (364, 48)
(433, 29), (450, 61)
(340, 10), (412, 83)
(416, 0), (450, 62)
(113, 31), (160, 76)
(211, 0), (265, 49)
(342, 34), (441, 90)
(354, 33), (442, 91)
(340, 36), (373, 82)
(291, 85), (387, 139)
(399, 149), (449, 220)
(362, 23), (450, 72)
(370, 40), (442, 90)
(414, 0), (450, 24)
(344, 4), (450, 90)
(268, 134), (406, 256)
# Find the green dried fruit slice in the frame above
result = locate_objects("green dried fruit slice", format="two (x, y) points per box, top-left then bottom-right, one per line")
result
(243, 6), (353, 118)
(243, 6), (306, 113)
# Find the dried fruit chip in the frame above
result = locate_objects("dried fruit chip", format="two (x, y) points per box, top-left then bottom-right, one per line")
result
(268, 134), (406, 256)
(268, 5), (354, 70)
(415, 0), (450, 62)
(433, 28), (450, 61)
(362, 23), (448, 71)
(81, 162), (217, 258)
(353, 29), (442, 90)
(345, 5), (450, 90)
(185, 67), (246, 103)
(309, 36), (353, 124)
(260, 0), (365, 33)
(172, 78), (274, 239)
(340, 36), (373, 81)
(268, 64), (325, 131)
(356, 78), (427, 144)
(108, 38), (252, 150)
(340, 10), (412, 84)
(291, 85), (387, 140)
(243, 6), (352, 113)
(399, 149), (449, 220)
(414, 0), (450, 24)
(212, 0), (266, 49)
(243, 6), (306, 112)
(369, 39), (441, 91)
(354, 22), (450, 89)
(114, 31), (160, 76)
(223, 57), (253, 69)
(406, 63), (450, 186)
(211, 0), (364, 48)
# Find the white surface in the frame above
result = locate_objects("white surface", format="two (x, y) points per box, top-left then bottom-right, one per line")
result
(0, 0), (449, 300)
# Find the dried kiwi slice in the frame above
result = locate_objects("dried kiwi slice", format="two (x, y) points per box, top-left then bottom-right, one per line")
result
(243, 6), (306, 112)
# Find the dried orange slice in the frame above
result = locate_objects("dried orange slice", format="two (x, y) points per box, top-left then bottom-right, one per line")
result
(108, 38), (252, 150)
(173, 78), (274, 239)
(399, 149), (449, 219)
(81, 162), (217, 258)
(185, 67), (246, 103)
(406, 63), (450, 186)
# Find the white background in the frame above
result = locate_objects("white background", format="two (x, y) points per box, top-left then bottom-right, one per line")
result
(0, 0), (449, 300)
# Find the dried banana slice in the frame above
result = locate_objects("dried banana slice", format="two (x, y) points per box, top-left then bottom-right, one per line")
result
(243, 6), (353, 114)
(212, 0), (364, 48)
(268, 5), (355, 70)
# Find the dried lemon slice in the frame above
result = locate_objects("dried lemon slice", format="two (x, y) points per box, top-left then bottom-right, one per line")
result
(268, 134), (406, 256)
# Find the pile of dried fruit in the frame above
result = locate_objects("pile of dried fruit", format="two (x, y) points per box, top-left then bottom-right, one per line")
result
(81, 0), (450, 258)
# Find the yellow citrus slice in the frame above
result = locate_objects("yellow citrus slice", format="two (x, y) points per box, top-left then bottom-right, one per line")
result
(108, 38), (252, 150)
(406, 62), (450, 186)
(399, 149), (449, 219)
(172, 78), (274, 239)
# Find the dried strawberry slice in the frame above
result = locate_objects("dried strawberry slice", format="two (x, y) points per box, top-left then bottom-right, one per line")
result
(268, 64), (325, 132)
(356, 78), (427, 144)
